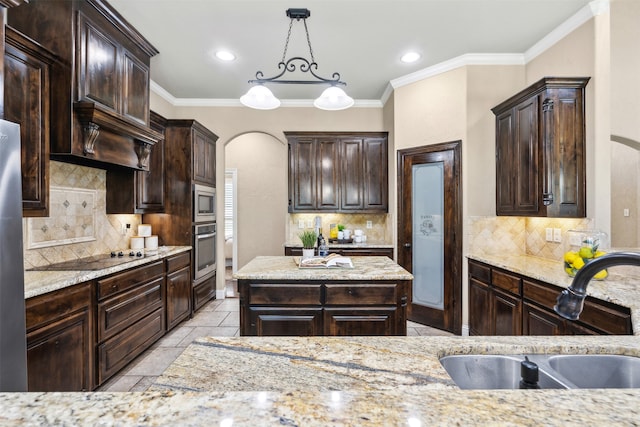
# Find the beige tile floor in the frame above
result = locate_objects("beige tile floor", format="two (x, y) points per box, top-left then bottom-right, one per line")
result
(98, 269), (453, 392)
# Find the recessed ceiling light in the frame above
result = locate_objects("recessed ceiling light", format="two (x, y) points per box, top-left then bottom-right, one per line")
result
(215, 50), (236, 61)
(400, 52), (421, 63)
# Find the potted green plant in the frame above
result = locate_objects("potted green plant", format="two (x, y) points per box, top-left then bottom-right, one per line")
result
(298, 230), (317, 258)
(337, 224), (345, 240)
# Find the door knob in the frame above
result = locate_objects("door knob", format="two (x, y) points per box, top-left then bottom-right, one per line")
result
(403, 243), (411, 248)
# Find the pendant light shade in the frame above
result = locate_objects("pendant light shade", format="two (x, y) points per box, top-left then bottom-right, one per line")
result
(241, 8), (353, 111)
(313, 86), (355, 111)
(239, 85), (281, 110)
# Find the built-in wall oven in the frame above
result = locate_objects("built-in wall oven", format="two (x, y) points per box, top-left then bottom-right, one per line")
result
(194, 222), (216, 280)
(193, 184), (216, 223)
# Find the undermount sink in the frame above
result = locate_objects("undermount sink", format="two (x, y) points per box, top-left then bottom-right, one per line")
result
(439, 355), (567, 390)
(548, 354), (640, 389)
(440, 354), (640, 390)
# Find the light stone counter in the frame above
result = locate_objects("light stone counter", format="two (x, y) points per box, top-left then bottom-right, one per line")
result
(2, 335), (640, 425)
(468, 252), (640, 335)
(23, 246), (192, 299)
(233, 255), (413, 281)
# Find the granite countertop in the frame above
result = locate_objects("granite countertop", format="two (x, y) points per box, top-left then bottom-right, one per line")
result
(468, 252), (640, 335)
(285, 240), (394, 249)
(233, 255), (413, 281)
(23, 246), (192, 299)
(3, 335), (640, 425)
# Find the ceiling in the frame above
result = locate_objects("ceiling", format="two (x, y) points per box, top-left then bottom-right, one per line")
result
(107, 0), (595, 105)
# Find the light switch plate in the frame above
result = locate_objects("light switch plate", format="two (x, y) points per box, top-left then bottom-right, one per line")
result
(553, 228), (562, 243)
(298, 220), (305, 229)
(545, 228), (553, 242)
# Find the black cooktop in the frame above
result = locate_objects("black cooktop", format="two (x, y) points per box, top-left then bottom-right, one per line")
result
(28, 251), (146, 271)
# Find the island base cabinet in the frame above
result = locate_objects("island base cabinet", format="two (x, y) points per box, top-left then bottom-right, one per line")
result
(239, 279), (409, 336)
(248, 308), (323, 336)
(26, 283), (94, 391)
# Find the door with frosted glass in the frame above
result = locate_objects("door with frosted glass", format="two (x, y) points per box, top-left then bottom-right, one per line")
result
(397, 142), (462, 334)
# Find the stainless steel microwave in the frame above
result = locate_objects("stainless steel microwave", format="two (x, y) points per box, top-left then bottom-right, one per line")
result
(193, 184), (216, 223)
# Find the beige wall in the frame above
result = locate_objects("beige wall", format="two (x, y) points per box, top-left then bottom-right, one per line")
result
(225, 133), (287, 268)
(611, 142), (639, 247)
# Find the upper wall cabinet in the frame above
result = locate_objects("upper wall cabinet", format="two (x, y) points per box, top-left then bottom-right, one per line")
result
(8, 0), (163, 171)
(491, 77), (590, 217)
(286, 132), (388, 213)
(4, 26), (58, 217)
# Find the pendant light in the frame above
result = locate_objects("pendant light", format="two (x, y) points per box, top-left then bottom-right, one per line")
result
(240, 8), (353, 111)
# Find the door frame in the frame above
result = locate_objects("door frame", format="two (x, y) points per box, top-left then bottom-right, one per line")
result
(397, 141), (462, 334)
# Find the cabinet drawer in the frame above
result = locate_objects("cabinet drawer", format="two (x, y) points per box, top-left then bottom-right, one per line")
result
(468, 261), (491, 282)
(97, 308), (164, 385)
(492, 270), (521, 295)
(166, 251), (190, 273)
(325, 284), (397, 305)
(578, 299), (631, 335)
(97, 261), (164, 300)
(97, 276), (164, 342)
(26, 283), (92, 331)
(249, 284), (322, 305)
(523, 280), (559, 309)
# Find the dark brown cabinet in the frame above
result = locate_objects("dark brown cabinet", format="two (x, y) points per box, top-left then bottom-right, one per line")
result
(492, 77), (589, 217)
(4, 26), (57, 217)
(468, 259), (632, 336)
(468, 261), (521, 335)
(8, 0), (163, 171)
(286, 132), (388, 213)
(96, 261), (165, 385)
(166, 251), (192, 331)
(193, 125), (217, 186)
(106, 110), (167, 214)
(240, 280), (408, 336)
(26, 283), (94, 391)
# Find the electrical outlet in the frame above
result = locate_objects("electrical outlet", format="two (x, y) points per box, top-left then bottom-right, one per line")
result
(553, 228), (562, 243)
(298, 220), (305, 229)
(545, 228), (553, 242)
(306, 220), (313, 228)
(366, 220), (373, 229)
(624, 208), (630, 217)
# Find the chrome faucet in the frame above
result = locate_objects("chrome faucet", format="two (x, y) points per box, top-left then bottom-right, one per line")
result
(555, 251), (640, 320)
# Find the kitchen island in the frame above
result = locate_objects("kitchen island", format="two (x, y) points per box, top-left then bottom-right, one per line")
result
(2, 335), (640, 425)
(234, 256), (413, 336)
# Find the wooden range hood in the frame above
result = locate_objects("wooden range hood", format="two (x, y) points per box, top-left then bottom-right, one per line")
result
(8, 0), (163, 171)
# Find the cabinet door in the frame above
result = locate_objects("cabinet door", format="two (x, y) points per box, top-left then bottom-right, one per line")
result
(340, 138), (364, 210)
(316, 138), (340, 210)
(289, 137), (317, 210)
(514, 97), (540, 214)
(362, 137), (388, 211)
(523, 303), (563, 335)
(324, 307), (397, 335)
(193, 273), (216, 312)
(468, 277), (491, 335)
(78, 16), (119, 111)
(135, 111), (166, 212)
(26, 283), (93, 391)
(27, 310), (90, 391)
(4, 27), (53, 217)
(121, 49), (149, 125)
(166, 266), (192, 330)
(492, 288), (522, 335)
(248, 307), (323, 336)
(193, 127), (216, 185)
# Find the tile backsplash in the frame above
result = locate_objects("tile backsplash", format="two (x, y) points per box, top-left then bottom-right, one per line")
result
(468, 216), (595, 261)
(287, 213), (390, 243)
(23, 161), (141, 269)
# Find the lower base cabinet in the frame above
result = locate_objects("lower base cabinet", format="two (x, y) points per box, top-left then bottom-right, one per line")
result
(193, 273), (216, 311)
(240, 280), (409, 336)
(25, 250), (195, 391)
(469, 259), (632, 336)
(26, 283), (94, 391)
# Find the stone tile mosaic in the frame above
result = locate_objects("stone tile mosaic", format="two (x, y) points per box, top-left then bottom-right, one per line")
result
(22, 161), (142, 269)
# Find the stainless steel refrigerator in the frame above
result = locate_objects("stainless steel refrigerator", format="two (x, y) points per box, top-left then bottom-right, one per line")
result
(0, 119), (27, 391)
